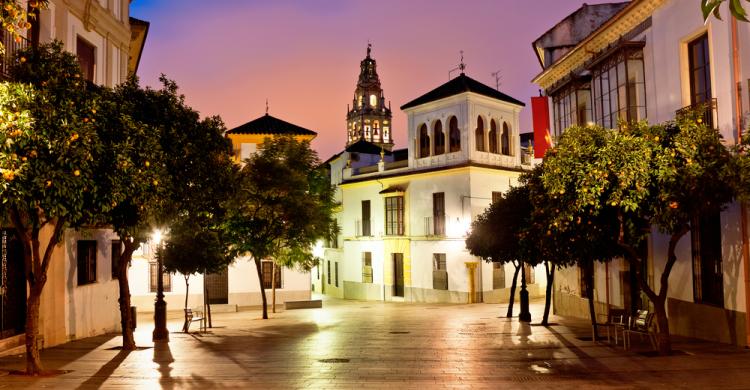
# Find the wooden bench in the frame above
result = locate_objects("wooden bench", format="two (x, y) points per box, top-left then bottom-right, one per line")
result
(184, 308), (205, 333)
(624, 309), (656, 350)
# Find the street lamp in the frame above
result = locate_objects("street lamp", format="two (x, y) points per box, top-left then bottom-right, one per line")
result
(519, 260), (531, 323)
(152, 228), (169, 342)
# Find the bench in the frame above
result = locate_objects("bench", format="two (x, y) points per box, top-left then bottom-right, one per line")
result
(183, 308), (205, 333)
(624, 309), (656, 350)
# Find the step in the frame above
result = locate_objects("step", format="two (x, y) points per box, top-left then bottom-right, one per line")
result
(0, 334), (25, 358)
(285, 300), (323, 310)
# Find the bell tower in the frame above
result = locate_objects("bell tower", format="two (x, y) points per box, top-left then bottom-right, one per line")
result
(346, 44), (394, 150)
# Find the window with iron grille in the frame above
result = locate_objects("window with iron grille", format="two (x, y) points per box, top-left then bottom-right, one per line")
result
(261, 261), (282, 289)
(335, 262), (339, 287)
(149, 262), (171, 292)
(691, 210), (723, 307)
(362, 252), (373, 283)
(77, 240), (97, 286)
(111, 240), (122, 279)
(76, 36), (96, 82)
(433, 192), (445, 236)
(590, 45), (646, 129)
(361, 200), (371, 236)
(327, 260), (331, 285)
(385, 196), (404, 236)
(433, 253), (448, 290)
(492, 191), (502, 204)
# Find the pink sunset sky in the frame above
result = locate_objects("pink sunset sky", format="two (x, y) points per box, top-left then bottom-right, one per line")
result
(131, 0), (615, 160)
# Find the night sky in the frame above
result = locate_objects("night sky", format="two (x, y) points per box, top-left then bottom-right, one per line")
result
(130, 0), (615, 160)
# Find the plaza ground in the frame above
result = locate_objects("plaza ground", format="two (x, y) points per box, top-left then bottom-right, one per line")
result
(0, 298), (748, 389)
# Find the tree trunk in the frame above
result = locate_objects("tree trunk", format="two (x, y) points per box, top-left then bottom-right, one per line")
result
(204, 279), (212, 328)
(117, 241), (137, 350)
(585, 262), (599, 341)
(506, 261), (521, 318)
(254, 258), (268, 319)
(542, 261), (554, 326)
(24, 284), (43, 375)
(182, 275), (190, 332)
(272, 262), (276, 314)
(653, 296), (670, 354)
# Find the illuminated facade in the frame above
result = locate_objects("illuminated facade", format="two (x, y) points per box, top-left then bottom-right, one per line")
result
(346, 45), (394, 151)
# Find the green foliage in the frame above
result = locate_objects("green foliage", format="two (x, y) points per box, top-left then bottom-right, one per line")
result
(223, 135), (337, 266)
(0, 0), (47, 50)
(702, 0), (750, 22)
(161, 219), (232, 276)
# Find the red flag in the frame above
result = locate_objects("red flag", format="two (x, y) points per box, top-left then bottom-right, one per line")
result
(531, 96), (552, 158)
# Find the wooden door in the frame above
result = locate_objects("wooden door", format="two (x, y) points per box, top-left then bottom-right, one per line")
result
(393, 253), (404, 297)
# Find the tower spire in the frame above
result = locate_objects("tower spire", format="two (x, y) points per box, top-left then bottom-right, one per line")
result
(265, 98), (269, 115)
(367, 40), (372, 58)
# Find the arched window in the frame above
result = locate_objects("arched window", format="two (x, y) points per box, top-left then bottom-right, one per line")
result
(489, 119), (498, 154)
(370, 94), (377, 107)
(373, 121), (381, 141)
(449, 116), (460, 153)
(501, 122), (511, 155)
(419, 124), (430, 158)
(475, 116), (485, 152)
(433, 121), (445, 156)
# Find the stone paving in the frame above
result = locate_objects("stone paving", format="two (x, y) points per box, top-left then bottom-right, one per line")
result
(0, 297), (748, 389)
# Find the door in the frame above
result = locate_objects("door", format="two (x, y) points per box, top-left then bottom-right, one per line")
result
(0, 229), (25, 338)
(204, 268), (229, 304)
(393, 253), (404, 297)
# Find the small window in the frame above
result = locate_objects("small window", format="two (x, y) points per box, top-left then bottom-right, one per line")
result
(524, 263), (535, 285)
(370, 94), (377, 107)
(385, 196), (405, 236)
(579, 265), (590, 299)
(433, 253), (448, 290)
(489, 119), (498, 154)
(475, 116), (485, 152)
(149, 262), (171, 293)
(327, 260), (331, 285)
(691, 210), (723, 306)
(77, 240), (97, 286)
(433, 121), (445, 156)
(433, 192), (445, 236)
(492, 191), (502, 204)
(501, 122), (511, 156)
(111, 240), (122, 279)
(449, 116), (460, 152)
(335, 262), (339, 287)
(261, 261), (282, 289)
(362, 252), (373, 283)
(76, 36), (96, 82)
(361, 200), (371, 236)
(492, 262), (505, 290)
(419, 124), (430, 158)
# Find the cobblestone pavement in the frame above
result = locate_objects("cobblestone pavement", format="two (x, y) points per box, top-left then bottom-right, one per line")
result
(0, 297), (748, 389)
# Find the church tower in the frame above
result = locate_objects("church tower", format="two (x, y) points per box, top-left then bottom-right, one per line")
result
(346, 44), (394, 150)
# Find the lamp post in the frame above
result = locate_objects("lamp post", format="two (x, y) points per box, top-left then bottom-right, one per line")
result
(519, 260), (532, 323)
(152, 229), (169, 342)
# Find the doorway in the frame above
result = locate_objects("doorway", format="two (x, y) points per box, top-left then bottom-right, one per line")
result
(0, 229), (25, 338)
(393, 253), (404, 297)
(204, 267), (228, 304)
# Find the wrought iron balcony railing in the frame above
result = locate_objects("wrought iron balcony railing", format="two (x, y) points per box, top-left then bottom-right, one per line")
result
(676, 98), (718, 129)
(0, 32), (29, 81)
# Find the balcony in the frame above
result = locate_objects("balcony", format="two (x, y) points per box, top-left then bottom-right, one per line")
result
(424, 215), (446, 237)
(676, 98), (717, 130)
(0, 32), (29, 81)
(355, 219), (371, 237)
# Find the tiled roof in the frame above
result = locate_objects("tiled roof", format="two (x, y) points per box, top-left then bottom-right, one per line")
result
(226, 114), (316, 136)
(400, 73), (525, 110)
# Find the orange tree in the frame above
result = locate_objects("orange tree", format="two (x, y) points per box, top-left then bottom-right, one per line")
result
(702, 0), (750, 21)
(541, 117), (737, 355)
(1, 41), (101, 374)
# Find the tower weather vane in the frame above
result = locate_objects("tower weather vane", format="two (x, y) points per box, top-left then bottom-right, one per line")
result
(448, 50), (466, 80)
(367, 40), (372, 57)
(265, 99), (269, 115)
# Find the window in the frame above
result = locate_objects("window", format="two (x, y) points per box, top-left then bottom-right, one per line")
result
(373, 121), (380, 142)
(261, 261), (282, 289)
(433, 121), (445, 155)
(492, 262), (505, 289)
(418, 124), (430, 158)
(433, 192), (445, 236)
(433, 253), (448, 290)
(492, 191), (503, 204)
(688, 34), (712, 105)
(590, 46), (646, 129)
(489, 120), (498, 154)
(385, 196), (404, 236)
(362, 252), (373, 283)
(524, 263), (535, 285)
(475, 116), (485, 152)
(361, 200), (371, 236)
(691, 210), (723, 306)
(76, 36), (96, 83)
(335, 262), (339, 287)
(370, 94), (377, 107)
(111, 240), (122, 279)
(501, 122), (511, 156)
(383, 126), (390, 143)
(579, 265), (590, 299)
(358, 95), (363, 107)
(327, 260), (331, 285)
(149, 262), (171, 292)
(552, 83), (592, 135)
(449, 116), (460, 152)
(317, 263), (321, 280)
(77, 240), (97, 285)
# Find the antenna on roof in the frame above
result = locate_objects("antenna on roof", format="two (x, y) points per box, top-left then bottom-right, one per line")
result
(265, 99), (269, 115)
(491, 69), (502, 90)
(448, 50), (466, 80)
(367, 40), (372, 58)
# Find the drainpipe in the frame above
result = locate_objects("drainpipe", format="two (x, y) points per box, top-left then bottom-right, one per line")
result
(731, 15), (750, 348)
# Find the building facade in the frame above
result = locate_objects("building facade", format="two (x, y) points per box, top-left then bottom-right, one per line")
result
(532, 0), (750, 345)
(128, 113), (316, 313)
(317, 50), (542, 304)
(0, 0), (148, 353)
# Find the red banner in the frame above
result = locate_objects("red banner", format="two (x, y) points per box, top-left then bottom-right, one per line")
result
(531, 96), (552, 158)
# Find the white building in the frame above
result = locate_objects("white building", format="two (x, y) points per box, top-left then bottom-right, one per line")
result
(532, 0), (750, 345)
(0, 0), (148, 353)
(317, 49), (543, 304)
(128, 113), (317, 313)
